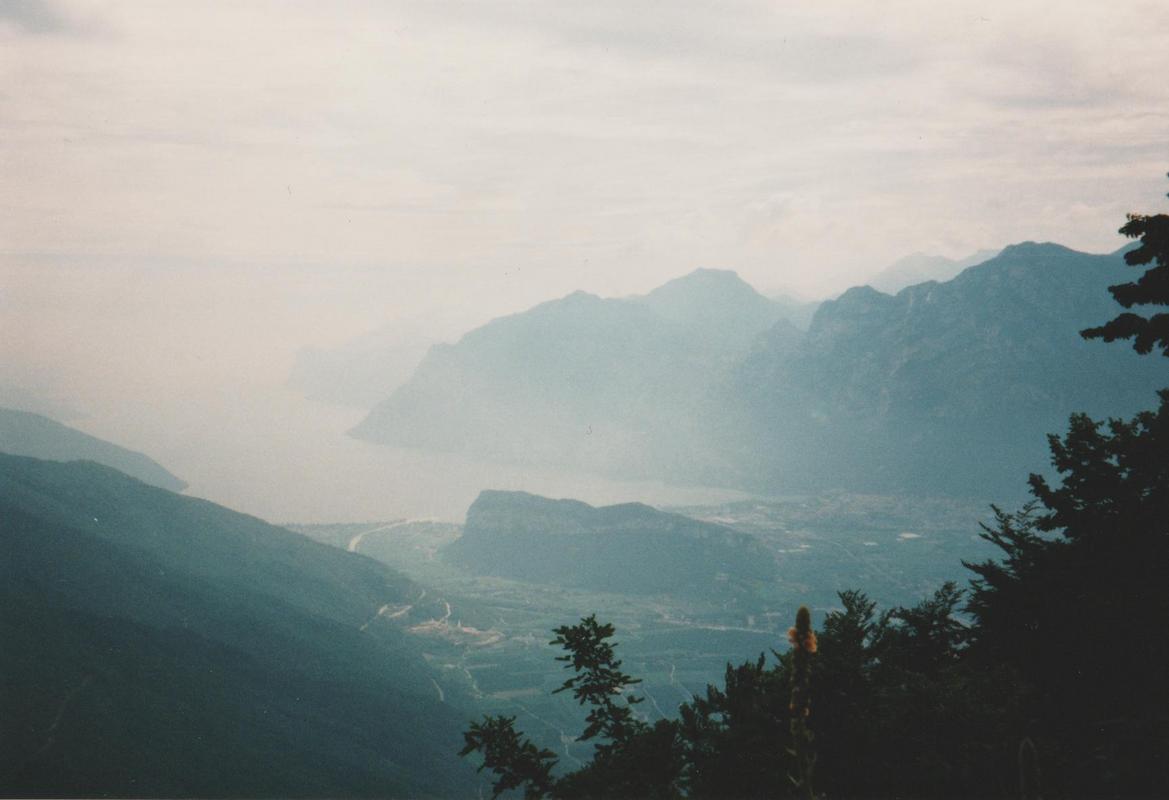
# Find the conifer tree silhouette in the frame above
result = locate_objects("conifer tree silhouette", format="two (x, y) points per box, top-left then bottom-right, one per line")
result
(1082, 174), (1169, 356)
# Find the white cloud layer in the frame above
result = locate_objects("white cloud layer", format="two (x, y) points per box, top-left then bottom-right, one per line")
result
(4, 1), (1168, 298)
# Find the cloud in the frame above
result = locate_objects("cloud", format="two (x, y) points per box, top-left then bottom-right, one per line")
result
(0, 0), (76, 34)
(2, 0), (1168, 303)
(0, 1), (64, 33)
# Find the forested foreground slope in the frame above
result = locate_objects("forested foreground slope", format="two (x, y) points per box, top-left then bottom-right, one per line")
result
(0, 453), (477, 798)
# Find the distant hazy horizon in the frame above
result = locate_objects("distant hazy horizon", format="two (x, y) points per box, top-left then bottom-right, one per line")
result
(4, 0), (1168, 520)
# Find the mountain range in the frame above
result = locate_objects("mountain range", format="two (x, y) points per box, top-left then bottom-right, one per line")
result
(723, 242), (1165, 495)
(352, 269), (796, 479)
(0, 453), (476, 797)
(351, 243), (1166, 498)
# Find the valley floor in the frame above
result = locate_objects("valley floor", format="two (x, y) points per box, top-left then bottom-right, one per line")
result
(289, 491), (999, 764)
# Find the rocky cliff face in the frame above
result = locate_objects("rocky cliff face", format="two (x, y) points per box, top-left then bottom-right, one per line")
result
(726, 243), (1166, 495)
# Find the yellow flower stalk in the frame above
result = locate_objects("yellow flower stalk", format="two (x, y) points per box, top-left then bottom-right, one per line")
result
(787, 605), (819, 799)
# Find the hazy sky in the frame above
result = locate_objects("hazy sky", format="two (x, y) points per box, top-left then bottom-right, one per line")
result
(5, 1), (1169, 299)
(3, 0), (1169, 518)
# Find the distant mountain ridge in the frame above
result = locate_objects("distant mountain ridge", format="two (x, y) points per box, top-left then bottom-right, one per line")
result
(0, 407), (186, 491)
(444, 490), (776, 597)
(351, 269), (793, 478)
(866, 248), (1000, 294)
(768, 293), (822, 331)
(635, 268), (790, 348)
(724, 242), (1167, 494)
(352, 244), (1165, 498)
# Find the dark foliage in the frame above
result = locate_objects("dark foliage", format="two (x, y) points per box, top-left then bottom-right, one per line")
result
(678, 654), (790, 798)
(464, 588), (1025, 799)
(965, 391), (1169, 797)
(551, 615), (645, 749)
(459, 716), (557, 800)
(460, 616), (685, 800)
(0, 455), (476, 798)
(1082, 176), (1169, 356)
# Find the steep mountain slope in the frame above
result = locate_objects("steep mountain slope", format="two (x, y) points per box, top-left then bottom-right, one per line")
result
(726, 243), (1167, 495)
(443, 490), (776, 598)
(0, 453), (476, 798)
(0, 407), (186, 491)
(351, 269), (790, 478)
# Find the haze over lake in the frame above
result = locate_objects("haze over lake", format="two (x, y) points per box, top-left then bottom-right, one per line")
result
(82, 383), (751, 523)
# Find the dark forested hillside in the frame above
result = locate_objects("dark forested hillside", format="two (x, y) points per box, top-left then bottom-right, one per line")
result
(0, 454), (476, 798)
(444, 490), (776, 598)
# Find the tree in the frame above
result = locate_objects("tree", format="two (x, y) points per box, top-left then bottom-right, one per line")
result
(460, 615), (684, 800)
(678, 653), (790, 799)
(465, 587), (1026, 800)
(965, 391), (1169, 796)
(459, 715), (557, 800)
(1081, 176), (1169, 356)
(966, 182), (1169, 795)
(550, 615), (645, 751)
(678, 587), (1011, 800)
(549, 615), (684, 800)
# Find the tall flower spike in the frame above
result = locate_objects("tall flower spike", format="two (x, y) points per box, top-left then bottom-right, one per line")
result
(787, 605), (819, 799)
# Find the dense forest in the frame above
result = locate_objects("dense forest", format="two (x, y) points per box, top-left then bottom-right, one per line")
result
(459, 203), (1169, 798)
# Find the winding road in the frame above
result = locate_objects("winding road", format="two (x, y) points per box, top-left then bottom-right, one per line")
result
(346, 517), (439, 553)
(359, 589), (427, 631)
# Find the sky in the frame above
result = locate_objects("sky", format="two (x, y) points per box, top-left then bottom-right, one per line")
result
(2, 0), (1169, 519)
